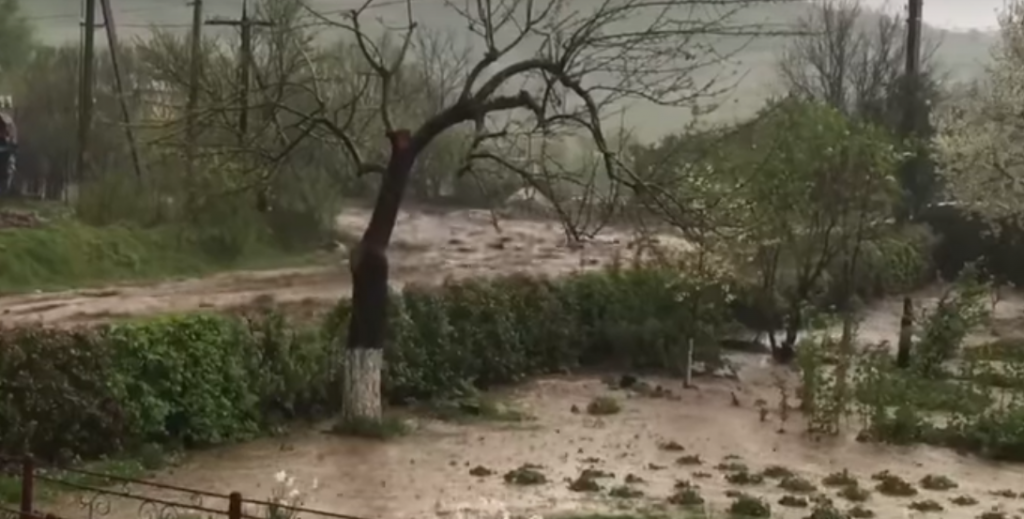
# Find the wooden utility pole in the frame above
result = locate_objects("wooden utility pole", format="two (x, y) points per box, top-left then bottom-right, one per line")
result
(901, 0), (922, 139)
(206, 0), (272, 144)
(186, 0), (204, 176)
(76, 0), (98, 184)
(98, 0), (143, 179)
(897, 0), (924, 222)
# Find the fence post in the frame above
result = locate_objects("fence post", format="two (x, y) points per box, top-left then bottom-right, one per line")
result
(228, 492), (242, 519)
(20, 456), (34, 519)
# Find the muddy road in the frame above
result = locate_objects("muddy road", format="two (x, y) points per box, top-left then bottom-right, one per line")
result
(0, 207), (690, 325)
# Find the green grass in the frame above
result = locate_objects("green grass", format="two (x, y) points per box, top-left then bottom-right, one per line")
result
(0, 219), (330, 294)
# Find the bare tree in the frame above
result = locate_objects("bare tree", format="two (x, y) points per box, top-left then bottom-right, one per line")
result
(272, 0), (786, 425)
(777, 0), (940, 128)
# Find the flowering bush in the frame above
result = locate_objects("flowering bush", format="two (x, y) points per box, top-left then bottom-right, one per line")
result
(264, 470), (320, 519)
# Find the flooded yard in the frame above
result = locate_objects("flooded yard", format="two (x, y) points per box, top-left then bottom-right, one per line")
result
(51, 363), (1024, 519)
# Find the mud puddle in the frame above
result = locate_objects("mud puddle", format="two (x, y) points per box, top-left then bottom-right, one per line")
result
(50, 369), (1024, 519)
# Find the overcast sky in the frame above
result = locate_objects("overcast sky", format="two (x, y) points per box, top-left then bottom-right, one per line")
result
(21, 0), (1005, 141)
(860, 0), (1004, 30)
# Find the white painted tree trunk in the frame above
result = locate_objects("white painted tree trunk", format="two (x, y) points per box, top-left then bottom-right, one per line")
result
(341, 348), (383, 423)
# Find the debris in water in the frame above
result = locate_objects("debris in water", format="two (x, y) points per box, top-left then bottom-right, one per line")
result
(503, 464), (546, 486)
(469, 465), (494, 477)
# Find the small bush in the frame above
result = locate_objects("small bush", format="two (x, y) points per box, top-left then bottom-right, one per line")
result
(608, 485), (643, 499)
(668, 488), (704, 506)
(676, 455), (703, 465)
(728, 493), (770, 518)
(568, 473), (602, 493)
(726, 471), (764, 486)
(504, 465), (546, 485)
(658, 440), (685, 451)
(778, 495), (808, 508)
(762, 465), (794, 479)
(848, 505), (875, 518)
(873, 473), (917, 497)
(837, 485), (871, 502)
(908, 499), (944, 513)
(806, 504), (846, 519)
(586, 396), (622, 416)
(778, 476), (816, 493)
(950, 495), (978, 506)
(919, 474), (957, 491)
(822, 469), (858, 488)
(716, 461), (750, 472)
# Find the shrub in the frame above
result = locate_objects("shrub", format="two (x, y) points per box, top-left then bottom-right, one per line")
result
(0, 266), (730, 462)
(728, 493), (770, 518)
(357, 266), (731, 401)
(919, 474), (957, 491)
(778, 476), (816, 493)
(668, 487), (704, 506)
(586, 396), (622, 416)
(822, 469), (858, 488)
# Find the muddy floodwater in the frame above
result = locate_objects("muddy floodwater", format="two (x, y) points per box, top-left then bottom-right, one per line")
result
(52, 361), (1024, 519)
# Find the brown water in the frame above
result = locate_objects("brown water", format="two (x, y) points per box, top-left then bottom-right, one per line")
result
(0, 206), (690, 325)
(51, 366), (1024, 519)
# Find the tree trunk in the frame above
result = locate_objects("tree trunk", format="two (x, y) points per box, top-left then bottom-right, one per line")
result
(776, 309), (800, 364)
(339, 129), (415, 427)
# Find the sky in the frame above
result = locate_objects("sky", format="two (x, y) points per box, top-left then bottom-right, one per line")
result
(18, 0), (1005, 142)
(860, 0), (1004, 30)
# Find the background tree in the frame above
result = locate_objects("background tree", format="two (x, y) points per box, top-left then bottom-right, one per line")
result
(935, 0), (1024, 225)
(633, 98), (901, 361)
(778, 0), (943, 219)
(0, 0), (34, 78)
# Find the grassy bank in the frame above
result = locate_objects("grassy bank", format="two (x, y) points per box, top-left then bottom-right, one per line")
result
(0, 219), (329, 294)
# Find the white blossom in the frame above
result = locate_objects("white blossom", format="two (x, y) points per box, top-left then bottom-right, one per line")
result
(935, 0), (1024, 223)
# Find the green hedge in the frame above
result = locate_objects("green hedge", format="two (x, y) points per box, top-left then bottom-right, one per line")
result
(0, 266), (729, 463)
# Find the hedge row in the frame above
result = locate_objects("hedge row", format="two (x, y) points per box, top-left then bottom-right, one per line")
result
(0, 267), (730, 463)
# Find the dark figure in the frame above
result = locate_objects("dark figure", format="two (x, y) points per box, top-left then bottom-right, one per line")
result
(896, 296), (914, 368)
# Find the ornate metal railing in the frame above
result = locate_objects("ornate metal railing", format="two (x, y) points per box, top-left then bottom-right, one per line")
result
(0, 456), (369, 519)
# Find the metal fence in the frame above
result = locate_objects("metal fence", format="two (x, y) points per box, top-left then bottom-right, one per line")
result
(0, 456), (367, 519)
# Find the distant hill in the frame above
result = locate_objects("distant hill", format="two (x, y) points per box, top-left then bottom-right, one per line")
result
(21, 0), (997, 140)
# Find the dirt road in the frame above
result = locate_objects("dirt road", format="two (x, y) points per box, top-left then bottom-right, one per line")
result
(0, 207), (689, 325)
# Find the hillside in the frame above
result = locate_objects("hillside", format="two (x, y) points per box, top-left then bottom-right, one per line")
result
(20, 0), (997, 140)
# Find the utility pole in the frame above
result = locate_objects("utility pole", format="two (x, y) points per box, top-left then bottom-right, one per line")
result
(99, 0), (144, 179)
(897, 0), (923, 223)
(76, 0), (98, 185)
(206, 0), (272, 145)
(902, 0), (922, 139)
(186, 0), (204, 176)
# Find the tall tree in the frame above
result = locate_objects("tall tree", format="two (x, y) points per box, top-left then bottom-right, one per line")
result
(777, 0), (942, 217)
(279, 0), (790, 426)
(0, 0), (34, 78)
